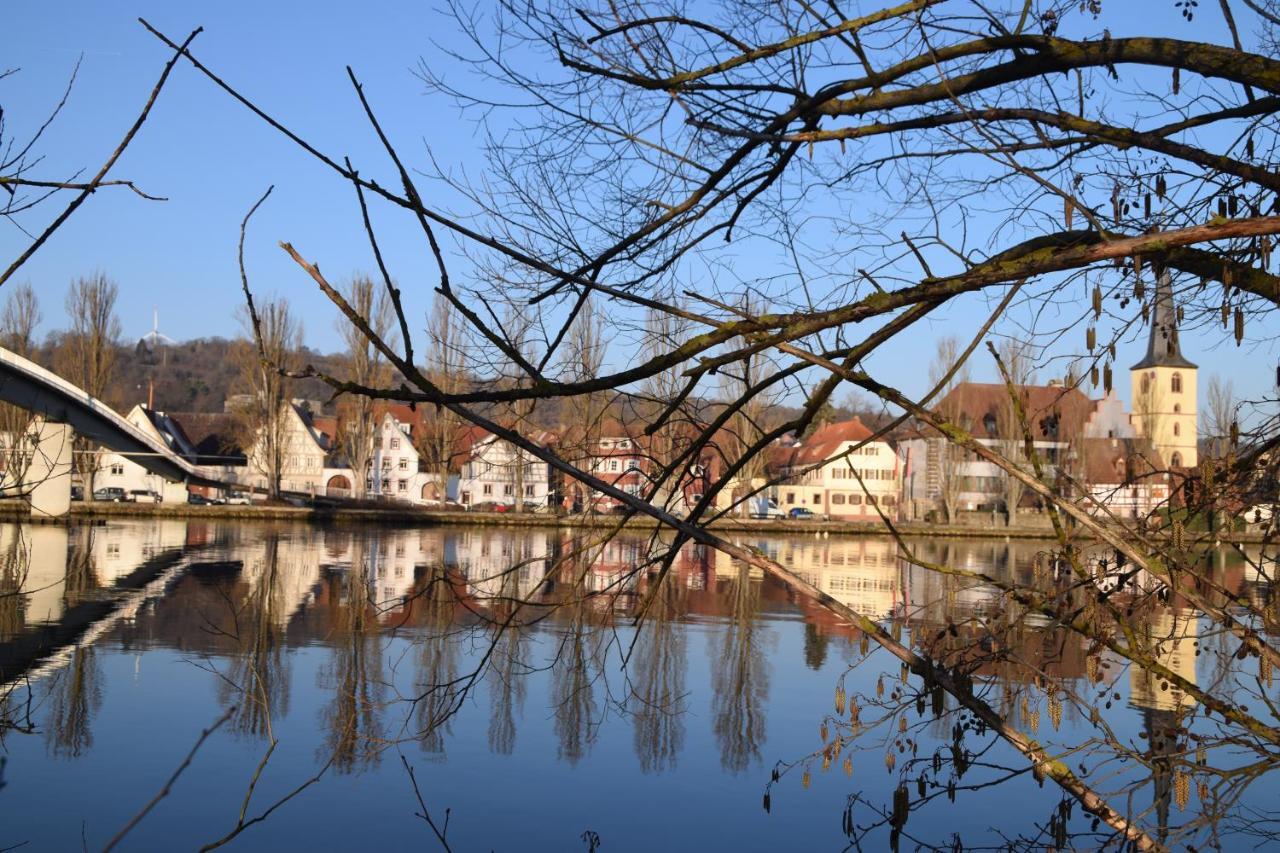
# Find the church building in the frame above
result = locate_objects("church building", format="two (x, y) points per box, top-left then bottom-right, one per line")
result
(1131, 273), (1197, 469)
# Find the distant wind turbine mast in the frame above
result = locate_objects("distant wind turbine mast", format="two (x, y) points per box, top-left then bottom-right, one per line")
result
(135, 307), (174, 406)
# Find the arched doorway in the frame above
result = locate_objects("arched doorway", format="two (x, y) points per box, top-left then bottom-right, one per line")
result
(421, 481), (442, 503)
(326, 474), (352, 497)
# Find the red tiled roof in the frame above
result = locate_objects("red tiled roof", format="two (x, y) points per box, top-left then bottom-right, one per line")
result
(770, 418), (878, 470)
(935, 382), (1094, 441)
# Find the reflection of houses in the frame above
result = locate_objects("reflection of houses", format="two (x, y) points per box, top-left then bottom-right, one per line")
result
(95, 405), (199, 502)
(769, 419), (901, 520)
(453, 529), (551, 601)
(456, 427), (554, 510)
(768, 536), (904, 617)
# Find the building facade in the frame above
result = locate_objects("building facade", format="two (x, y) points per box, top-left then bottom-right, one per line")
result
(769, 419), (901, 520)
(1130, 272), (1198, 469)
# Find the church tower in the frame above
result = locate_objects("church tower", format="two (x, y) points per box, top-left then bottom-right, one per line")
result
(1130, 272), (1197, 468)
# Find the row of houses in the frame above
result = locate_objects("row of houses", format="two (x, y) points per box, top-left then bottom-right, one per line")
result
(75, 275), (1204, 521)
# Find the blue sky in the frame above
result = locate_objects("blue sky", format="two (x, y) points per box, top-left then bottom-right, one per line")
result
(1, 2), (1271, 410)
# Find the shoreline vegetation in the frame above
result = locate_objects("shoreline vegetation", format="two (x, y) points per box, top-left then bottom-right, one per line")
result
(5, 500), (1266, 544)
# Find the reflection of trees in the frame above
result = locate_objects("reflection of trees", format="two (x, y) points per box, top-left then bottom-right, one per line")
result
(221, 536), (291, 739)
(803, 623), (829, 671)
(630, 565), (687, 773)
(711, 563), (768, 774)
(552, 621), (599, 765)
(64, 526), (98, 607)
(0, 529), (27, 641)
(45, 646), (101, 758)
(320, 536), (384, 773)
(415, 563), (457, 758)
(486, 566), (527, 756)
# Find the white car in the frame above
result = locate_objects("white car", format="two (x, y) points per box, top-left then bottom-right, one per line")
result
(225, 494), (252, 505)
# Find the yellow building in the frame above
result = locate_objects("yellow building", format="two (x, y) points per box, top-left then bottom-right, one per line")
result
(1130, 273), (1197, 469)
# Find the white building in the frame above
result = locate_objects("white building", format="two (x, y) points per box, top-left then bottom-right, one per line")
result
(362, 413), (443, 504)
(456, 427), (554, 510)
(247, 403), (349, 497)
(768, 419), (901, 520)
(94, 405), (198, 502)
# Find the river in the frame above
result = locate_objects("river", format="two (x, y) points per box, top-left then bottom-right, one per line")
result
(0, 518), (1273, 850)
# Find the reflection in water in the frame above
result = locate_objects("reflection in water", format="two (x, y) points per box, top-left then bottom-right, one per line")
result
(630, 557), (687, 774)
(222, 535), (293, 739)
(1, 519), (1278, 850)
(320, 535), (384, 773)
(45, 645), (101, 759)
(711, 561), (769, 774)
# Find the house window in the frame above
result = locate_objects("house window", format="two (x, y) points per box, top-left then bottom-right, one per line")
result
(1171, 452), (1183, 467)
(399, 458), (408, 470)
(525, 485), (534, 497)
(461, 490), (471, 504)
(1174, 403), (1181, 413)
(398, 480), (407, 492)
(382, 458), (391, 469)
(618, 439), (630, 448)
(1173, 423), (1181, 437)
(1171, 372), (1183, 394)
(785, 492), (795, 504)
(832, 494), (846, 505)
(110, 463), (124, 476)
(366, 478), (373, 491)
(1141, 373), (1151, 394)
(609, 460), (620, 472)
(504, 484), (514, 496)
(848, 494), (863, 505)
(483, 484), (493, 496)
(882, 495), (896, 507)
(381, 478), (390, 490)
(600, 439), (613, 449)
(867, 495), (878, 505)
(390, 438), (401, 449)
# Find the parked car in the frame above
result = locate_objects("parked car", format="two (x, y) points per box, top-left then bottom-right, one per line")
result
(469, 501), (511, 513)
(187, 493), (214, 505)
(128, 489), (162, 503)
(788, 506), (824, 521)
(225, 494), (252, 506)
(93, 487), (127, 502)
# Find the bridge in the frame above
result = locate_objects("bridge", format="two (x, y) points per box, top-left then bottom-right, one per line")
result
(0, 347), (251, 516)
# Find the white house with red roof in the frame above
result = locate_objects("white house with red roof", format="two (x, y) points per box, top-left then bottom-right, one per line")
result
(456, 425), (555, 510)
(768, 418), (901, 520)
(93, 404), (199, 502)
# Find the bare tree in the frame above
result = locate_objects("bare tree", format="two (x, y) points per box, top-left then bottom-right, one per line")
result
(236, 299), (301, 499)
(927, 336), (970, 523)
(335, 276), (396, 499)
(56, 273), (121, 501)
(994, 339), (1036, 526)
(1204, 374), (1238, 460)
(0, 283), (40, 491)
(417, 292), (466, 502)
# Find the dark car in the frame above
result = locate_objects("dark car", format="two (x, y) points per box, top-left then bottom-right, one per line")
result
(188, 493), (213, 505)
(788, 506), (823, 521)
(93, 487), (127, 502)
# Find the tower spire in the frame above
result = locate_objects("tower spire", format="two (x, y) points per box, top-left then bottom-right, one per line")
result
(1131, 271), (1197, 370)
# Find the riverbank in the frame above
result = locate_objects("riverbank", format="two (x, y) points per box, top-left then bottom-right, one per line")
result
(2, 500), (1268, 544)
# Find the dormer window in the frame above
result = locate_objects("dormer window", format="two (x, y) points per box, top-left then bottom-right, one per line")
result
(982, 413), (997, 435)
(600, 439), (613, 449)
(1171, 372), (1183, 394)
(618, 439), (631, 448)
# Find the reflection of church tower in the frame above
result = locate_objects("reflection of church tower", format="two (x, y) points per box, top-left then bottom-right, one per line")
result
(1129, 610), (1198, 843)
(1131, 273), (1197, 468)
